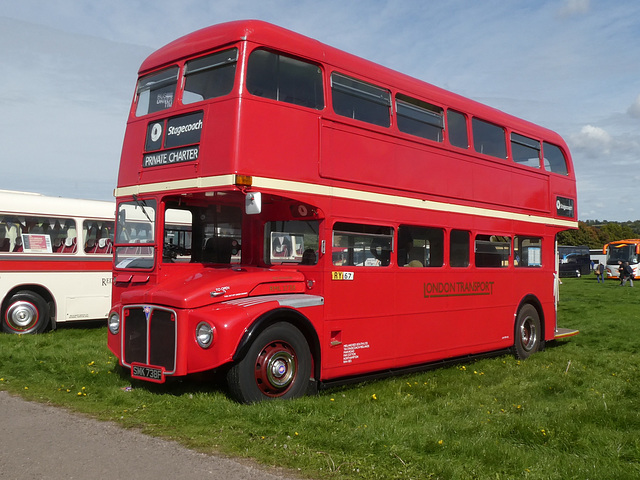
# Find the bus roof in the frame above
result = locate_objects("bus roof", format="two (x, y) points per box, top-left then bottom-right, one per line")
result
(0, 190), (114, 220)
(138, 20), (566, 145)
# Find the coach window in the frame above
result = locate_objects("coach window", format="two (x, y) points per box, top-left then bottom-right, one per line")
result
(182, 48), (238, 104)
(447, 110), (469, 149)
(83, 220), (115, 254)
(450, 229), (470, 267)
(472, 118), (507, 159)
(514, 236), (542, 267)
(475, 235), (510, 267)
(247, 49), (324, 109)
(542, 142), (569, 175)
(396, 94), (444, 142)
(333, 223), (393, 266)
(398, 226), (444, 267)
(135, 66), (179, 117)
(331, 73), (391, 127)
(511, 133), (541, 168)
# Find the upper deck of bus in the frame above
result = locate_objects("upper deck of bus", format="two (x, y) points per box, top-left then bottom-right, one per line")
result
(118, 20), (576, 226)
(136, 20), (568, 146)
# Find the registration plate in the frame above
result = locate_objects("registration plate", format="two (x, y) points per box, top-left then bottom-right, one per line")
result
(131, 363), (165, 384)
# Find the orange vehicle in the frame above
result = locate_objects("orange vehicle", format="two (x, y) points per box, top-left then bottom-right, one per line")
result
(603, 239), (640, 278)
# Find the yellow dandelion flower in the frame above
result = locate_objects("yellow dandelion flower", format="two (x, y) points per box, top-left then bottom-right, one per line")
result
(372, 393), (377, 400)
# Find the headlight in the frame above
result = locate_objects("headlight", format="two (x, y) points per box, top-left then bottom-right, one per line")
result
(108, 312), (120, 335)
(196, 322), (214, 348)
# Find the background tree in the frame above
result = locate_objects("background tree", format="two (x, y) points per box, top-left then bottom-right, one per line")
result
(557, 222), (638, 248)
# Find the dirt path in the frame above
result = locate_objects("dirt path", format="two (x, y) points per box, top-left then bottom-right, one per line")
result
(0, 390), (301, 480)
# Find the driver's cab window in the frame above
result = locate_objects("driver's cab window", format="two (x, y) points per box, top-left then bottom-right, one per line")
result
(115, 199), (156, 269)
(163, 208), (193, 263)
(162, 202), (241, 264)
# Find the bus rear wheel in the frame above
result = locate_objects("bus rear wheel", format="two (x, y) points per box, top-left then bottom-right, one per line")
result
(2, 291), (50, 334)
(226, 322), (311, 403)
(514, 304), (541, 360)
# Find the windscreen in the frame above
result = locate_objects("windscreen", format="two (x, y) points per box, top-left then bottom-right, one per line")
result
(115, 199), (156, 269)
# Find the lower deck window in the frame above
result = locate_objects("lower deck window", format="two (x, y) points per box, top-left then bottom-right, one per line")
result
(515, 236), (542, 267)
(333, 222), (393, 267)
(475, 234), (510, 267)
(450, 229), (470, 267)
(398, 226), (444, 267)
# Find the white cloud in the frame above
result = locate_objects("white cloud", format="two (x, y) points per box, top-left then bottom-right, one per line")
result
(559, 0), (590, 17)
(627, 94), (640, 119)
(570, 125), (612, 157)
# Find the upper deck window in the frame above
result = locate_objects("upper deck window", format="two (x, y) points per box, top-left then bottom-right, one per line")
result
(511, 133), (541, 168)
(135, 67), (179, 117)
(447, 110), (469, 149)
(247, 49), (324, 109)
(331, 73), (391, 127)
(473, 118), (507, 159)
(542, 142), (569, 175)
(396, 94), (444, 142)
(182, 48), (238, 104)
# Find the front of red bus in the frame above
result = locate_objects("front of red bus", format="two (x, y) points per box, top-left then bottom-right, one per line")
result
(107, 22), (325, 400)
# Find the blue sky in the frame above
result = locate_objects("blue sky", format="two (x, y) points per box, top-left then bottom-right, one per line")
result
(1, 0), (639, 221)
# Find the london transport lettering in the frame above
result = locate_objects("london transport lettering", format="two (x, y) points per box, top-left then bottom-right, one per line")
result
(424, 281), (495, 298)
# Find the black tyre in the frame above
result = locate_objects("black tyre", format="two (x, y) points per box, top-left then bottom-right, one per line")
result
(2, 291), (50, 334)
(227, 322), (312, 403)
(513, 304), (541, 360)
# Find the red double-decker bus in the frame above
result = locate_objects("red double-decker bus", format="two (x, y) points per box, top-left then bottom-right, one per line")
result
(108, 20), (579, 403)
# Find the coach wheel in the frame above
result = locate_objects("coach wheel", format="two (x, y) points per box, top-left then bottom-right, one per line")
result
(2, 291), (50, 334)
(226, 322), (312, 403)
(514, 304), (541, 360)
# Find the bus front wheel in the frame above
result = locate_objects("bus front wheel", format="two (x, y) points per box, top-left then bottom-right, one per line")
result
(514, 304), (541, 360)
(2, 291), (50, 334)
(226, 322), (312, 403)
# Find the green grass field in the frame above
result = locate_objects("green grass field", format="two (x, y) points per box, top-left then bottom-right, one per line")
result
(1, 277), (639, 479)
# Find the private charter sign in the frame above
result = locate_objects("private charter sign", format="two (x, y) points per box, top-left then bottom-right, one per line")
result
(143, 111), (204, 168)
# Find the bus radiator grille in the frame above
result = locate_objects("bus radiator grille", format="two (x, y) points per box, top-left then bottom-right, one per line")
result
(123, 306), (176, 373)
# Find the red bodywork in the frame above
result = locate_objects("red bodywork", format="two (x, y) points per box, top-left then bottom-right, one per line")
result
(108, 20), (578, 388)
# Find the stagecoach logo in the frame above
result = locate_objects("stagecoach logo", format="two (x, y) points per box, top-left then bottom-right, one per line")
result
(150, 123), (163, 143)
(555, 196), (575, 218)
(143, 111), (204, 168)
